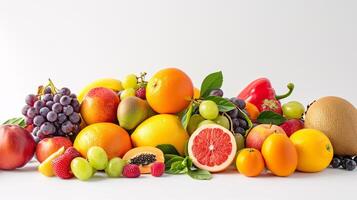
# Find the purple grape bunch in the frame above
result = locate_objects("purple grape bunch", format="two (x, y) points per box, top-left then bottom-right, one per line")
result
(22, 86), (81, 142)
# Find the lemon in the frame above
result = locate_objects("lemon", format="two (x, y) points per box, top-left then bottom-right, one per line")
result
(131, 114), (189, 155)
(290, 129), (333, 172)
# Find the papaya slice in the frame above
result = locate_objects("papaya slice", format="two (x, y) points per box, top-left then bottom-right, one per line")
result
(123, 146), (164, 174)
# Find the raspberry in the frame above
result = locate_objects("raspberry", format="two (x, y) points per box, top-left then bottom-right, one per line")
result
(135, 87), (146, 100)
(151, 162), (165, 177)
(52, 154), (74, 179)
(122, 164), (140, 178)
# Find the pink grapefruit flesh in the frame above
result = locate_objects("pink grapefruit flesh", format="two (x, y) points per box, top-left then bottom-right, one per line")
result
(188, 124), (237, 172)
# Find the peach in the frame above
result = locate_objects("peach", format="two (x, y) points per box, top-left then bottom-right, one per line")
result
(80, 87), (120, 125)
(246, 124), (286, 151)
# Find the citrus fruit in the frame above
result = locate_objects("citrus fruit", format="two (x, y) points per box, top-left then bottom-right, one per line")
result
(146, 68), (193, 114)
(131, 114), (189, 155)
(236, 148), (265, 177)
(73, 123), (132, 159)
(245, 102), (260, 122)
(188, 124), (237, 172)
(290, 129), (333, 172)
(262, 133), (298, 177)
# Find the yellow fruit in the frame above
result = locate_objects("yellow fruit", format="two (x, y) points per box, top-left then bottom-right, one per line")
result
(38, 147), (65, 177)
(131, 114), (189, 155)
(77, 78), (123, 103)
(290, 129), (333, 172)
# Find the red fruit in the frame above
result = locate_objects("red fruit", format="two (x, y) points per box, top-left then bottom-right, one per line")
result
(151, 162), (165, 177)
(64, 147), (81, 159)
(123, 164), (141, 178)
(280, 119), (304, 137)
(25, 125), (34, 133)
(36, 137), (73, 163)
(0, 125), (36, 170)
(135, 87), (146, 100)
(246, 124), (286, 151)
(52, 148), (81, 179)
(188, 124), (237, 172)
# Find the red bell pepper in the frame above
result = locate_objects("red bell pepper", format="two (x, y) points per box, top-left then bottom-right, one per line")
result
(237, 78), (294, 114)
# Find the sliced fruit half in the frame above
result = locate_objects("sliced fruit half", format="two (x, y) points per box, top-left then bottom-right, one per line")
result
(123, 146), (164, 174)
(188, 124), (237, 172)
(38, 146), (65, 177)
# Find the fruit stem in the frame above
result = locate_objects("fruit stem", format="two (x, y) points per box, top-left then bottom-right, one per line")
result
(275, 83), (294, 100)
(223, 112), (235, 133)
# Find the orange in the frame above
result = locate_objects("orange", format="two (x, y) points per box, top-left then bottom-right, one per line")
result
(245, 102), (260, 122)
(146, 68), (194, 114)
(236, 148), (265, 177)
(73, 123), (132, 159)
(262, 133), (298, 177)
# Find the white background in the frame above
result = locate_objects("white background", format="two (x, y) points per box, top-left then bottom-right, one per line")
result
(0, 0), (357, 199)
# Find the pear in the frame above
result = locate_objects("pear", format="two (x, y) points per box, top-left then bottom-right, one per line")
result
(305, 96), (357, 156)
(117, 96), (152, 130)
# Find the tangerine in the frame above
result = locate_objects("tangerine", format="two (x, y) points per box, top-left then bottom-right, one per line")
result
(236, 148), (265, 177)
(146, 68), (193, 114)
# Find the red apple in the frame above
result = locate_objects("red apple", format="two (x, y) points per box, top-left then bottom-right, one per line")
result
(36, 136), (72, 163)
(246, 124), (286, 151)
(0, 125), (36, 170)
(280, 119), (304, 137)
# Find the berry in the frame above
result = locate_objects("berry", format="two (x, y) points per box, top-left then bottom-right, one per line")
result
(122, 164), (141, 178)
(71, 157), (93, 181)
(25, 94), (37, 106)
(64, 147), (82, 159)
(330, 157), (341, 168)
(282, 101), (305, 119)
(135, 87), (146, 100)
(151, 162), (165, 177)
(22, 105), (30, 116)
(44, 87), (52, 94)
(105, 157), (127, 177)
(122, 74), (138, 89)
(120, 88), (136, 100)
(209, 89), (223, 97)
(227, 109), (239, 118)
(46, 111), (58, 122)
(230, 98), (246, 109)
(199, 100), (219, 120)
(59, 87), (71, 96)
(60, 95), (71, 106)
(52, 154), (74, 179)
(87, 146), (108, 170)
(344, 159), (356, 171)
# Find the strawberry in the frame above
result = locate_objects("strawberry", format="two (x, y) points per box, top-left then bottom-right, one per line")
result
(52, 147), (81, 179)
(135, 87), (146, 100)
(151, 162), (165, 177)
(64, 147), (81, 159)
(122, 164), (140, 178)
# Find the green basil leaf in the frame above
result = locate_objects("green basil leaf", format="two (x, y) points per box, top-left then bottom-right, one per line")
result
(200, 71), (223, 98)
(165, 156), (185, 170)
(205, 96), (236, 112)
(156, 144), (180, 156)
(257, 111), (286, 125)
(181, 102), (194, 130)
(2, 117), (26, 128)
(187, 169), (212, 180)
(166, 160), (188, 174)
(164, 154), (182, 162)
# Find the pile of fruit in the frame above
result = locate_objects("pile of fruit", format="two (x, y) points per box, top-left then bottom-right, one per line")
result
(1, 68), (356, 181)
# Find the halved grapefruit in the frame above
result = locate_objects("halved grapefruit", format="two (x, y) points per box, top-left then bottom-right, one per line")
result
(188, 124), (237, 172)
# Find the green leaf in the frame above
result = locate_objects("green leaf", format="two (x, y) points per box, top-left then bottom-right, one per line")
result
(257, 111), (286, 125)
(165, 156), (185, 170)
(166, 160), (188, 174)
(187, 169), (212, 180)
(2, 117), (26, 128)
(181, 102), (194, 130)
(205, 96), (236, 112)
(164, 154), (182, 162)
(156, 144), (180, 156)
(200, 71), (223, 98)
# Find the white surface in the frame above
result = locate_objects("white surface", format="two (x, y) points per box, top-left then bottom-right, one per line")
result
(0, 0), (357, 199)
